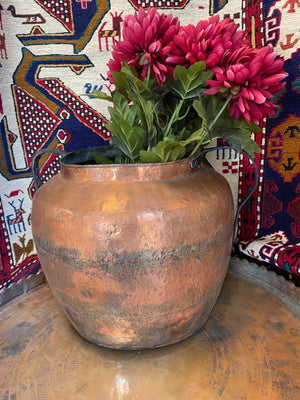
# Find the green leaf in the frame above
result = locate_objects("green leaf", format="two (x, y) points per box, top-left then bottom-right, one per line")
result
(140, 141), (186, 163)
(114, 155), (126, 164)
(193, 99), (206, 120)
(168, 143), (186, 161)
(113, 71), (131, 96)
(181, 128), (204, 146)
(173, 61), (206, 89)
(243, 139), (261, 156)
(113, 62), (162, 148)
(173, 65), (190, 88)
(114, 62), (155, 102)
(180, 120), (218, 148)
(108, 121), (145, 161)
(222, 129), (261, 157)
(135, 97), (155, 141)
(205, 95), (229, 123)
(87, 89), (113, 101)
(93, 155), (114, 164)
(163, 63), (214, 138)
(170, 62), (213, 100)
(186, 61), (207, 77)
(139, 150), (162, 163)
(154, 140), (186, 162)
(106, 91), (146, 161)
(249, 122), (261, 133)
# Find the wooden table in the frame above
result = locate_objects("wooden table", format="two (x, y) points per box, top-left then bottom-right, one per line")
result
(0, 258), (299, 400)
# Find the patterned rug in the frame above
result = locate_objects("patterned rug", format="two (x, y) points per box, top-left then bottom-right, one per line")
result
(235, 1), (300, 278)
(0, 0), (299, 291)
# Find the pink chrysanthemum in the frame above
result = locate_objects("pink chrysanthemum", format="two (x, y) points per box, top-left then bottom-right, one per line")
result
(166, 15), (248, 69)
(204, 46), (288, 124)
(107, 7), (180, 86)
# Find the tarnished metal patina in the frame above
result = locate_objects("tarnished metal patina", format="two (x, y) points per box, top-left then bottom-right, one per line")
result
(31, 147), (234, 350)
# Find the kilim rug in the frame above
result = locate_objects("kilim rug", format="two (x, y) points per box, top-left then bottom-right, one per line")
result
(0, 0), (299, 291)
(235, 1), (300, 278)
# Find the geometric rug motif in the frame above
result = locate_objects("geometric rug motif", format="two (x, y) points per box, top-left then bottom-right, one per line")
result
(236, 0), (300, 277)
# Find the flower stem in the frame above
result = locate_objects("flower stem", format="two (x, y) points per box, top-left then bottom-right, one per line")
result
(190, 123), (208, 156)
(164, 98), (185, 137)
(145, 64), (151, 86)
(208, 94), (232, 130)
(190, 95), (232, 156)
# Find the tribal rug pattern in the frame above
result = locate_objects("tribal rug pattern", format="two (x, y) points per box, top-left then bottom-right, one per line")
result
(0, 0), (299, 289)
(236, 0), (300, 277)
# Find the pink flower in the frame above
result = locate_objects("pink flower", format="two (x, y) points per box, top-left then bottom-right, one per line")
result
(204, 46), (288, 124)
(107, 7), (180, 85)
(166, 15), (248, 69)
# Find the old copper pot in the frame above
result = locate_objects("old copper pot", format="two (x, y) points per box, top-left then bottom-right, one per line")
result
(31, 147), (234, 350)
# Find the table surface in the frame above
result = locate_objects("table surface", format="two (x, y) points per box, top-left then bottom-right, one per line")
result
(0, 258), (299, 400)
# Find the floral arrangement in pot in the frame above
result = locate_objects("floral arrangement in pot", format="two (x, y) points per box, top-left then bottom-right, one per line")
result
(90, 7), (287, 164)
(31, 7), (288, 350)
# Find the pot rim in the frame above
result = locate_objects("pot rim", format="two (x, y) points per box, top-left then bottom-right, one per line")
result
(60, 146), (202, 183)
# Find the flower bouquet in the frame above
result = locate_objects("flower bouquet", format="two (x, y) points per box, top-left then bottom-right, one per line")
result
(91, 7), (287, 164)
(31, 7), (289, 350)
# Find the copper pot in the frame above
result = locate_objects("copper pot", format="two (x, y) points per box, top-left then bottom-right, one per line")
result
(31, 147), (234, 350)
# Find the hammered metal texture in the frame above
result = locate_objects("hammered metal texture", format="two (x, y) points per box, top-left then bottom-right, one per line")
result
(31, 158), (234, 349)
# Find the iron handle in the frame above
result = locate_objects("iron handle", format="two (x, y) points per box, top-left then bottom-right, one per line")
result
(31, 148), (68, 190)
(190, 146), (259, 246)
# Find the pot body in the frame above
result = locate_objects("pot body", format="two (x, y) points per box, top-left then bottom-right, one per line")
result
(31, 150), (234, 350)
